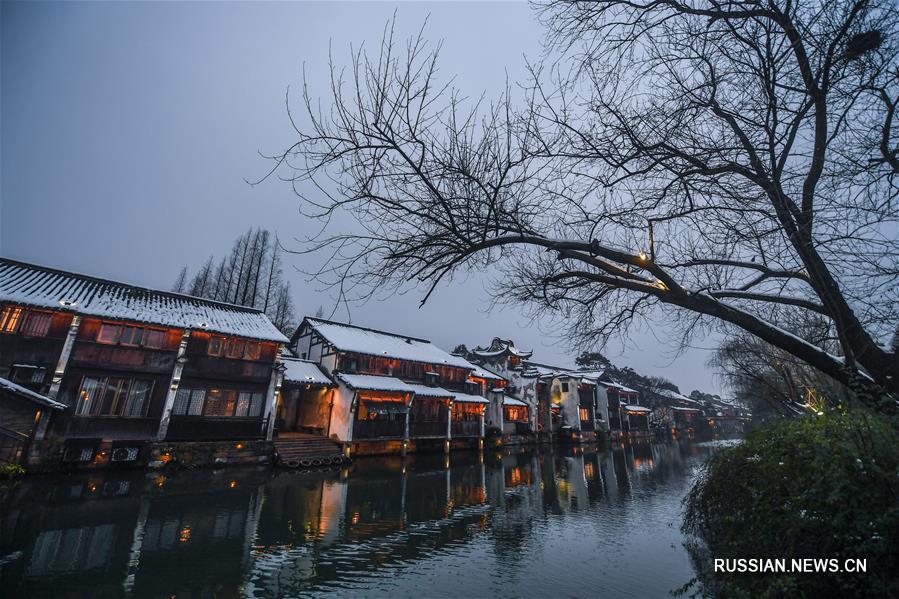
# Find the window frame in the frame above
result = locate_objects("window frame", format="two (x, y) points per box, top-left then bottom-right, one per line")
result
(74, 375), (154, 418)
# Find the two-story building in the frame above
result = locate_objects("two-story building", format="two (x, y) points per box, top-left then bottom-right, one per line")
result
(288, 317), (489, 456)
(0, 258), (288, 469)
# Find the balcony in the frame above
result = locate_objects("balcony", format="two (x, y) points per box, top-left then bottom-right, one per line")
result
(353, 419), (405, 440)
(409, 421), (447, 439)
(451, 420), (480, 437)
(62, 416), (160, 440)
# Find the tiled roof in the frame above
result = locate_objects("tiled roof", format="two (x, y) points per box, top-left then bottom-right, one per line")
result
(0, 377), (66, 410)
(282, 357), (333, 386)
(0, 258), (287, 343)
(301, 317), (472, 369)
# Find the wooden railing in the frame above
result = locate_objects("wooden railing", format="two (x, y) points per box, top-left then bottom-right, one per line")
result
(410, 421), (447, 438)
(353, 419), (405, 439)
(451, 420), (480, 437)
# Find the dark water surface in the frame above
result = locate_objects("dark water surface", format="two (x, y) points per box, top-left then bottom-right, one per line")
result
(0, 441), (723, 598)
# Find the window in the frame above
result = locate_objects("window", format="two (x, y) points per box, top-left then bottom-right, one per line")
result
(561, 382), (569, 392)
(10, 365), (46, 385)
(579, 407), (591, 421)
(0, 306), (23, 333)
(143, 329), (165, 349)
(119, 326), (143, 346)
(97, 324), (121, 344)
(225, 338), (244, 359)
(208, 336), (225, 356)
(172, 386), (264, 417)
(20, 311), (52, 337)
(74, 376), (153, 417)
(243, 342), (261, 361)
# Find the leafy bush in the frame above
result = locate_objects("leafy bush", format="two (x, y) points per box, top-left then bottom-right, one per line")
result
(0, 463), (26, 479)
(682, 411), (899, 598)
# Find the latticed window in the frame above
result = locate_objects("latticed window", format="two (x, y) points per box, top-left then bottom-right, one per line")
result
(75, 376), (153, 417)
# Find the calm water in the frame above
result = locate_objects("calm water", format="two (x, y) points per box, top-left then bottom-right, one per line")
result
(0, 441), (722, 598)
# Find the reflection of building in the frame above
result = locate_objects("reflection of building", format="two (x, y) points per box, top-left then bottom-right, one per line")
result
(0, 259), (288, 470)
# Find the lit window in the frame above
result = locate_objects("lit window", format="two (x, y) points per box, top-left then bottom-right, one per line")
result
(74, 376), (153, 417)
(243, 342), (261, 360)
(208, 336), (225, 356)
(225, 338), (244, 359)
(0, 306), (23, 333)
(97, 324), (121, 344)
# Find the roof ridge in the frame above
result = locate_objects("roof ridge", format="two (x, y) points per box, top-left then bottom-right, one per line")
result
(305, 316), (433, 344)
(0, 257), (266, 315)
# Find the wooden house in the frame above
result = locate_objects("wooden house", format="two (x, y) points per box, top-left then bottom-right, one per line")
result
(289, 317), (489, 455)
(0, 258), (288, 468)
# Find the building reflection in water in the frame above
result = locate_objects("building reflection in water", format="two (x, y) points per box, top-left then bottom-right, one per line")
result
(0, 440), (722, 598)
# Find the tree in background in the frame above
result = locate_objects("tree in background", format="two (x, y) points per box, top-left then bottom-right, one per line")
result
(269, 0), (899, 415)
(173, 228), (297, 336)
(574, 350), (682, 405)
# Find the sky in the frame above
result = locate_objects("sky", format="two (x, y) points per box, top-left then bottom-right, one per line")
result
(1, 1), (724, 395)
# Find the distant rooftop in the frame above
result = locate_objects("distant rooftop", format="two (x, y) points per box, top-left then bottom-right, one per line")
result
(0, 258), (288, 343)
(471, 337), (533, 359)
(298, 317), (472, 369)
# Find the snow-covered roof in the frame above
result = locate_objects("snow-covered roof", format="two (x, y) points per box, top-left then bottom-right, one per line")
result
(656, 388), (694, 403)
(405, 383), (454, 399)
(282, 357), (333, 386)
(623, 404), (651, 413)
(671, 406), (702, 413)
(471, 338), (533, 359)
(336, 373), (415, 394)
(503, 396), (528, 407)
(456, 357), (507, 381)
(602, 381), (639, 394)
(0, 258), (288, 343)
(453, 392), (490, 404)
(0, 377), (66, 410)
(300, 318), (471, 369)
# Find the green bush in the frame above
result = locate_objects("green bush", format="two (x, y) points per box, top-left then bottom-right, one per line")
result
(0, 463), (26, 479)
(682, 411), (899, 598)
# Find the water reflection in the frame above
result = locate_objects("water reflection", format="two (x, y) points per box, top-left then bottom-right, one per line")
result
(1, 441), (719, 598)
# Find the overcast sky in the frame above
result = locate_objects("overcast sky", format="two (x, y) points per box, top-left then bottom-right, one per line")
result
(1, 1), (724, 395)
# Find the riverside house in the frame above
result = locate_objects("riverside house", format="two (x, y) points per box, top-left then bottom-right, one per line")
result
(288, 317), (492, 456)
(0, 258), (288, 469)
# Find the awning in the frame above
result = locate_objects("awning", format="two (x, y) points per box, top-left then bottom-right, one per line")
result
(337, 373), (415, 394)
(404, 382), (454, 399)
(623, 404), (651, 413)
(0, 377), (66, 410)
(282, 358), (334, 386)
(503, 396), (527, 407)
(362, 400), (408, 415)
(453, 392), (489, 404)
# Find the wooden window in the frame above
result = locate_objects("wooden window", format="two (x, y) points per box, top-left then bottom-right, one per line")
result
(74, 376), (153, 417)
(172, 386), (262, 417)
(10, 365), (47, 384)
(97, 324), (121, 344)
(248, 393), (263, 417)
(579, 407), (591, 421)
(0, 306), (23, 333)
(143, 329), (165, 349)
(561, 382), (569, 392)
(20, 311), (52, 337)
(225, 339), (244, 359)
(243, 342), (261, 361)
(119, 326), (143, 346)
(208, 336), (225, 356)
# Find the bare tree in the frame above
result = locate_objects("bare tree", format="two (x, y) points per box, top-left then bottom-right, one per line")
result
(172, 266), (188, 294)
(267, 3), (899, 413)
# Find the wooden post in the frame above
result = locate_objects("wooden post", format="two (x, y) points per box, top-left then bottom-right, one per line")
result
(156, 329), (191, 441)
(445, 399), (452, 454)
(35, 315), (81, 443)
(263, 345), (284, 441)
(402, 393), (411, 457)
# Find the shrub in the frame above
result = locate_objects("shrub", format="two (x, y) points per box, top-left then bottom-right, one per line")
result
(0, 463), (26, 479)
(682, 411), (899, 598)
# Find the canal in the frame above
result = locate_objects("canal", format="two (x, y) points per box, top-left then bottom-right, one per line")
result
(0, 441), (722, 598)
